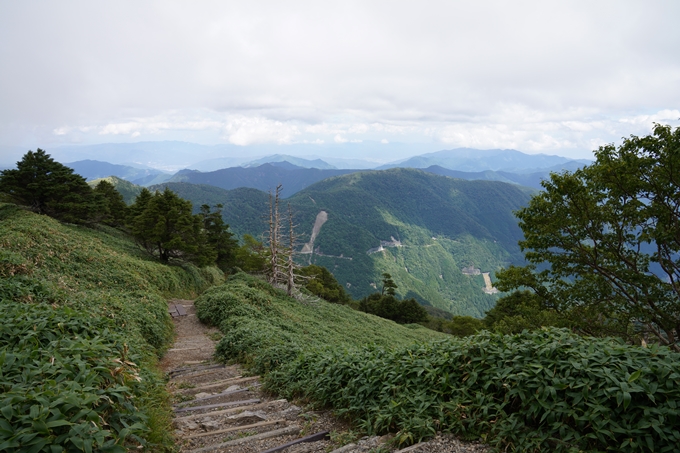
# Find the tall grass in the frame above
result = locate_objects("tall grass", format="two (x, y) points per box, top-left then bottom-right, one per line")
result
(0, 203), (224, 451)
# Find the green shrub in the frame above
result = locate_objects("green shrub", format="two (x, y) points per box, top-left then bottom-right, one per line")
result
(195, 272), (443, 375)
(266, 328), (680, 452)
(0, 303), (148, 452)
(0, 203), (225, 451)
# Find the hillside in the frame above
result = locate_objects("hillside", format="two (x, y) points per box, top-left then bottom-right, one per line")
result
(196, 272), (445, 375)
(0, 203), (224, 450)
(381, 147), (591, 172)
(65, 159), (171, 185)
(167, 163), (360, 198)
(162, 169), (532, 317)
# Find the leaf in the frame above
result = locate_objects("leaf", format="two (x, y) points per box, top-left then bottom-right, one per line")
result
(628, 370), (642, 383)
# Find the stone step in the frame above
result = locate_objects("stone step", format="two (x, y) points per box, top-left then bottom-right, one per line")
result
(179, 375), (260, 393)
(186, 419), (286, 440)
(174, 399), (289, 423)
(188, 425), (301, 453)
(174, 398), (261, 414)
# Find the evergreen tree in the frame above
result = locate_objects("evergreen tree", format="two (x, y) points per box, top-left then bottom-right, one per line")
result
(380, 272), (397, 296)
(0, 149), (102, 223)
(93, 180), (128, 226)
(199, 204), (237, 271)
(129, 188), (202, 263)
(298, 264), (351, 303)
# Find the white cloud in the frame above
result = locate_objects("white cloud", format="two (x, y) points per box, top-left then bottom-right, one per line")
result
(334, 134), (348, 144)
(225, 116), (300, 145)
(2, 1), (678, 157)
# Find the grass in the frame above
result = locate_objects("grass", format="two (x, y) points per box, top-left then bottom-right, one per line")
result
(0, 203), (224, 451)
(194, 269), (680, 453)
(194, 272), (446, 376)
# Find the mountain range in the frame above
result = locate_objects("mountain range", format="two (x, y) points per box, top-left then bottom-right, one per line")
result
(145, 168), (533, 317)
(52, 145), (590, 193)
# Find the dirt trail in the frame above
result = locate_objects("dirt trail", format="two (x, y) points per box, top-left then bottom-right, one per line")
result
(160, 299), (489, 453)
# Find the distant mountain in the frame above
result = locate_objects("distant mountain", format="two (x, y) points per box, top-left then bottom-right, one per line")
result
(87, 176), (144, 204)
(380, 148), (591, 173)
(186, 156), (256, 172)
(422, 165), (584, 191)
(243, 154), (337, 170)
(64, 160), (171, 186)
(167, 163), (361, 198)
(162, 168), (533, 317)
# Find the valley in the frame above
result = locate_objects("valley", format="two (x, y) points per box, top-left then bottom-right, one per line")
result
(149, 168), (532, 316)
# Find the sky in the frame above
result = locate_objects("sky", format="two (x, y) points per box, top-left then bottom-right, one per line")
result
(1, 1), (679, 165)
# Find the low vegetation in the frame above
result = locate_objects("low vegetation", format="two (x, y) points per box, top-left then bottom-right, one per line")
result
(194, 272), (444, 375)
(0, 203), (223, 451)
(266, 329), (678, 453)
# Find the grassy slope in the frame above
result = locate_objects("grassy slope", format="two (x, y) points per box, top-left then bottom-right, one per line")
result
(195, 272), (446, 375)
(195, 272), (680, 452)
(0, 203), (224, 450)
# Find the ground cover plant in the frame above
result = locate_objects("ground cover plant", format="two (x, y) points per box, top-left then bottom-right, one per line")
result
(266, 328), (680, 453)
(194, 272), (445, 376)
(0, 203), (224, 451)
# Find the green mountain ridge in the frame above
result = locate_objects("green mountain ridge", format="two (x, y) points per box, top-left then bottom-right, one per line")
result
(158, 168), (532, 317)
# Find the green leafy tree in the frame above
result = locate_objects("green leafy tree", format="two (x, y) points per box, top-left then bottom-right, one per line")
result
(199, 204), (238, 271)
(0, 149), (102, 223)
(380, 272), (397, 296)
(93, 180), (128, 226)
(444, 316), (484, 337)
(233, 234), (268, 273)
(298, 264), (351, 303)
(483, 290), (566, 334)
(128, 188), (205, 263)
(496, 124), (680, 350)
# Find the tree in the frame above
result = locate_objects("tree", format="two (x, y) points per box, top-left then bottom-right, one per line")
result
(93, 180), (128, 226)
(298, 264), (351, 303)
(496, 124), (680, 350)
(233, 234), (268, 273)
(380, 272), (397, 296)
(0, 149), (102, 223)
(199, 204), (238, 271)
(128, 188), (205, 263)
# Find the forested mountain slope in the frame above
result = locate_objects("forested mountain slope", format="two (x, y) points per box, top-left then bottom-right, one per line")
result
(163, 169), (532, 317)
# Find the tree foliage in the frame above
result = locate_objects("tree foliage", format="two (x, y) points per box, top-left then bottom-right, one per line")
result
(198, 204), (238, 271)
(127, 188), (236, 267)
(94, 179), (128, 226)
(0, 149), (102, 223)
(297, 264), (351, 303)
(496, 124), (680, 350)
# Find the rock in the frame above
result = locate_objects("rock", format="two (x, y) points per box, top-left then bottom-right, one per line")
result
(224, 384), (240, 392)
(201, 420), (220, 431)
(281, 404), (302, 419)
(184, 420), (200, 430)
(227, 410), (268, 424)
(195, 392), (212, 399)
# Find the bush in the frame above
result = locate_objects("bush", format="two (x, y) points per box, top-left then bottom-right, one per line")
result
(0, 303), (149, 452)
(266, 328), (680, 452)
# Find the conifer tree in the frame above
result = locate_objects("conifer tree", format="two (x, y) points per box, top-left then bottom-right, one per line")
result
(93, 180), (128, 226)
(0, 149), (102, 224)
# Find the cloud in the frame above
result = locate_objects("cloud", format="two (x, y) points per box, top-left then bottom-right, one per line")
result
(225, 116), (300, 145)
(1, 1), (679, 157)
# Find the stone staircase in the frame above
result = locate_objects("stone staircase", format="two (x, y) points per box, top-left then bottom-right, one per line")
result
(161, 299), (489, 453)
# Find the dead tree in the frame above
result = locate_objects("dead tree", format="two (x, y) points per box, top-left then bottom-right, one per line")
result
(286, 203), (302, 296)
(265, 185), (304, 296)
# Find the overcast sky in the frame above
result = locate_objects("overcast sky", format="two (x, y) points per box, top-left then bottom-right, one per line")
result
(1, 1), (679, 162)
